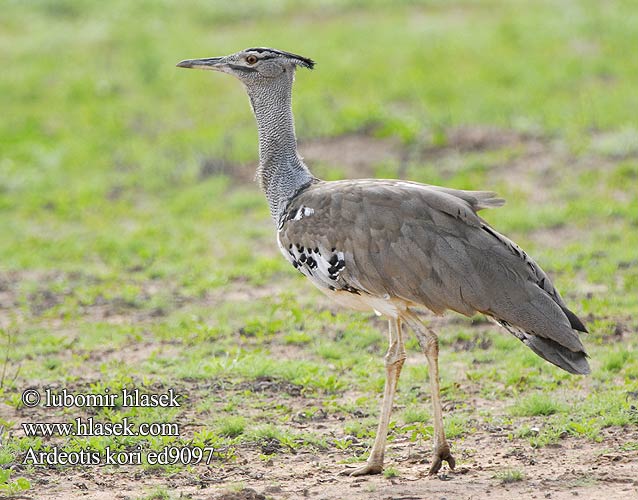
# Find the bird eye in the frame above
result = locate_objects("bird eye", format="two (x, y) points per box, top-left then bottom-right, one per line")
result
(246, 55), (258, 64)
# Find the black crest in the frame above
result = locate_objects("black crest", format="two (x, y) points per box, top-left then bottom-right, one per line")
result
(245, 47), (315, 69)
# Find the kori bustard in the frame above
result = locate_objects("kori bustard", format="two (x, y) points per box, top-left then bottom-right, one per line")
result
(177, 48), (589, 476)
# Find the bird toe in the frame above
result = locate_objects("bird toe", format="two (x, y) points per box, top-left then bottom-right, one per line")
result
(340, 462), (384, 476)
(428, 449), (455, 476)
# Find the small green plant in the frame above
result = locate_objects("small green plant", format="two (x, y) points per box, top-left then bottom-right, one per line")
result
(511, 393), (565, 417)
(515, 424), (538, 439)
(563, 419), (601, 441)
(6, 393), (23, 410)
(494, 469), (524, 484)
(528, 427), (562, 448)
(137, 487), (173, 500)
(601, 350), (631, 373)
(344, 419), (377, 439)
(217, 417), (246, 438)
(402, 406), (430, 424)
(620, 441), (638, 452)
(0, 442), (14, 466)
(444, 413), (470, 439)
(383, 467), (399, 478)
(332, 437), (354, 451)
(0, 469), (31, 495)
(402, 422), (434, 442)
(283, 330), (312, 344)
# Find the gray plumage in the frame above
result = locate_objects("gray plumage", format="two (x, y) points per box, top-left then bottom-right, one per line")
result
(278, 179), (589, 375)
(177, 47), (590, 476)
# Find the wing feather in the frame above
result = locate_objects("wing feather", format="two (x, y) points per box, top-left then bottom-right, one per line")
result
(277, 179), (589, 373)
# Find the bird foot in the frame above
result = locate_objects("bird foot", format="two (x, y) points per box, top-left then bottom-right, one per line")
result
(340, 461), (384, 476)
(428, 448), (455, 476)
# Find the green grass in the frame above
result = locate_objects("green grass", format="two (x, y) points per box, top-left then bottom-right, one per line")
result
(0, 469), (31, 496)
(383, 467), (400, 479)
(0, 0), (637, 495)
(216, 416), (247, 438)
(495, 469), (524, 484)
(136, 488), (172, 500)
(511, 393), (566, 417)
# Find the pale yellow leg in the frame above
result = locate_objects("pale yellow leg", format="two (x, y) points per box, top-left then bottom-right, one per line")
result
(403, 310), (455, 475)
(349, 317), (406, 476)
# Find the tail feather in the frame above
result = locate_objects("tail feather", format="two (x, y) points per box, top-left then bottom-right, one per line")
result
(428, 186), (506, 211)
(560, 305), (588, 333)
(494, 318), (590, 375)
(525, 334), (591, 375)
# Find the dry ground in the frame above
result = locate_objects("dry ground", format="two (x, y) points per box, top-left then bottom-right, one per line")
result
(7, 401), (638, 500)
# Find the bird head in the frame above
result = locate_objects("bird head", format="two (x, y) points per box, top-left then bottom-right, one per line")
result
(176, 47), (315, 87)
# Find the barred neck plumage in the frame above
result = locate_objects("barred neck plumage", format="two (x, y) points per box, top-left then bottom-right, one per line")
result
(246, 73), (315, 224)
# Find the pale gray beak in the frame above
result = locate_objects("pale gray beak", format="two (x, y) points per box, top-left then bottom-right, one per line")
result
(176, 57), (224, 70)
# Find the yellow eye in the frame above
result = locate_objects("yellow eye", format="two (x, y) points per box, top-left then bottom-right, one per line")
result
(246, 55), (258, 64)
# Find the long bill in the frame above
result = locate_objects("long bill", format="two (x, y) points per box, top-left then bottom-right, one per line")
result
(176, 57), (224, 70)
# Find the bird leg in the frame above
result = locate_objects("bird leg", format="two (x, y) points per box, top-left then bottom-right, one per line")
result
(349, 317), (406, 476)
(402, 311), (455, 475)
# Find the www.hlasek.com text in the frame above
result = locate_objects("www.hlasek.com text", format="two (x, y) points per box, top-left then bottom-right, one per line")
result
(23, 417), (180, 437)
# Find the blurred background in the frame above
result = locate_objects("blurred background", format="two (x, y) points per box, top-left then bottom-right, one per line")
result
(1, 0), (637, 498)
(1, 0), (637, 285)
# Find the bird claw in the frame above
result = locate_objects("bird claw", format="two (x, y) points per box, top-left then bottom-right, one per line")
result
(339, 462), (384, 476)
(428, 449), (456, 476)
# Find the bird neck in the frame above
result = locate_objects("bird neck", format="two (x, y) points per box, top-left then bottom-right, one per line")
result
(246, 75), (314, 223)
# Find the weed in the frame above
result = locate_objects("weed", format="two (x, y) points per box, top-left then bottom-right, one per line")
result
(383, 467), (399, 478)
(402, 406), (430, 424)
(563, 420), (601, 441)
(495, 469), (524, 484)
(511, 393), (565, 417)
(0, 469), (31, 495)
(620, 441), (638, 452)
(217, 417), (246, 438)
(601, 350), (632, 373)
(137, 487), (171, 500)
(344, 420), (377, 439)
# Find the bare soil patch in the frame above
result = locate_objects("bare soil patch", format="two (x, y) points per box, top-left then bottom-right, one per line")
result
(11, 424), (638, 500)
(295, 127), (630, 209)
(300, 134), (403, 179)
